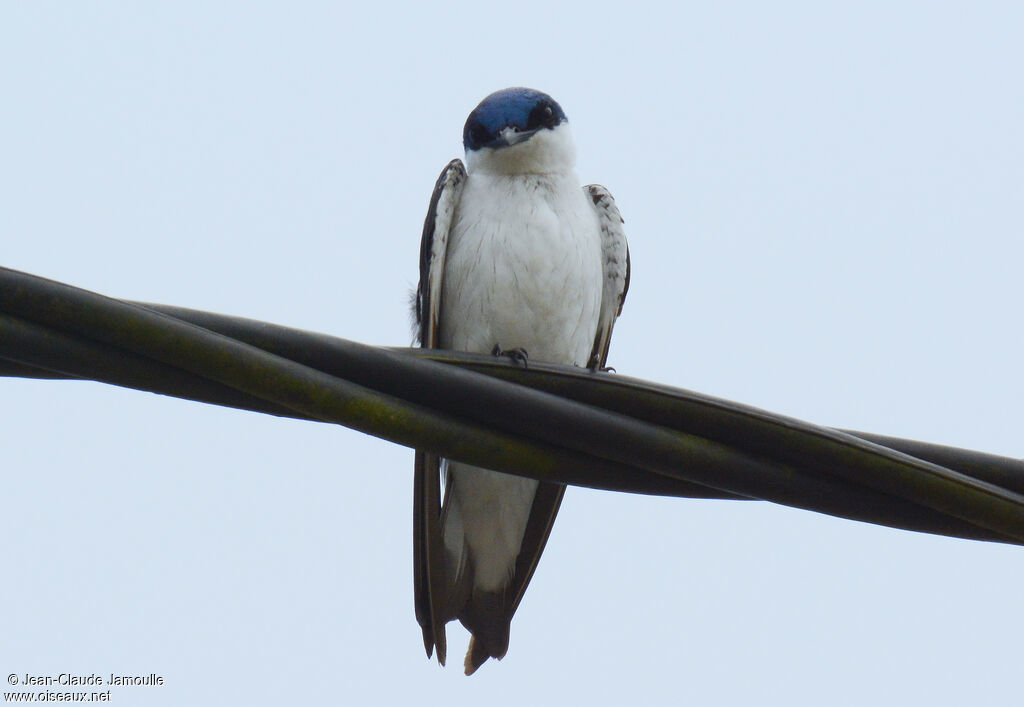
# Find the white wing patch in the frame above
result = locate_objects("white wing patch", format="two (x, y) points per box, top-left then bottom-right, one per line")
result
(419, 159), (467, 347)
(585, 184), (630, 368)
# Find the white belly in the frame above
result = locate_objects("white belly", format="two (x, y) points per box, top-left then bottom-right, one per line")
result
(439, 170), (603, 591)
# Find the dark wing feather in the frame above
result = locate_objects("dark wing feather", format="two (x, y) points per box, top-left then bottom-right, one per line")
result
(413, 159), (466, 666)
(415, 159), (466, 347)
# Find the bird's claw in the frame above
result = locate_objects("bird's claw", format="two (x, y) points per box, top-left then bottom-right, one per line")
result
(492, 345), (529, 368)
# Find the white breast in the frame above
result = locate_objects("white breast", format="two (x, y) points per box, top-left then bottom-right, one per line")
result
(439, 170), (603, 364)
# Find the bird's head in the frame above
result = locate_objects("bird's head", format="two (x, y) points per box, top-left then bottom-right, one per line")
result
(462, 88), (575, 175)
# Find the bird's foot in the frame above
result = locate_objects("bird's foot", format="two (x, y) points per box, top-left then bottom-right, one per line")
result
(491, 345), (529, 368)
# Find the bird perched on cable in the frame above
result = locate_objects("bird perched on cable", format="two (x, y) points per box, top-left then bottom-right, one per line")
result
(413, 87), (629, 674)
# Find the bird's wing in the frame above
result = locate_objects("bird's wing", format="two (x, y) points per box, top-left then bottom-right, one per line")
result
(584, 184), (630, 369)
(415, 159), (466, 348)
(413, 158), (467, 666)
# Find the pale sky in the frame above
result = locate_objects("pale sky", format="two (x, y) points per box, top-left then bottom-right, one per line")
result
(2, 3), (1022, 705)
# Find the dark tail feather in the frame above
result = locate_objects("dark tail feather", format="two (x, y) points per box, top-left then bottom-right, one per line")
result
(413, 452), (449, 665)
(459, 589), (511, 674)
(464, 635), (494, 675)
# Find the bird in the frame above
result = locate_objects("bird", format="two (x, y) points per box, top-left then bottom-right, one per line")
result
(413, 87), (629, 674)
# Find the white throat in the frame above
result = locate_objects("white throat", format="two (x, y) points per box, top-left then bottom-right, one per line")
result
(465, 122), (577, 176)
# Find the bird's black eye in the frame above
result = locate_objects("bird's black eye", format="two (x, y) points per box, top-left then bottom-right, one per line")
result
(526, 102), (558, 131)
(467, 120), (492, 149)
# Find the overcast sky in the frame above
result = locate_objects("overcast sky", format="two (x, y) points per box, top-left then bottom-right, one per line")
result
(2, 3), (1022, 705)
